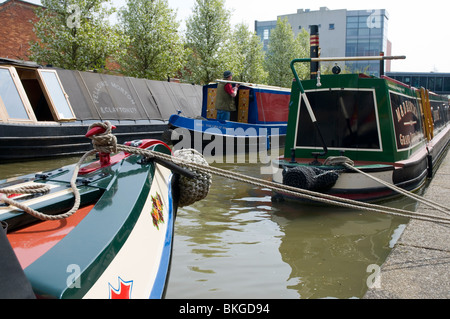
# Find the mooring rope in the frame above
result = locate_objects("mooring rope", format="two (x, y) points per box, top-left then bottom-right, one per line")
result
(342, 163), (450, 216)
(1, 121), (449, 225)
(149, 151), (450, 225)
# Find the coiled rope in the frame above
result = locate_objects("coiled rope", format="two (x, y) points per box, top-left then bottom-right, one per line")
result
(1, 121), (449, 225)
(0, 149), (96, 221)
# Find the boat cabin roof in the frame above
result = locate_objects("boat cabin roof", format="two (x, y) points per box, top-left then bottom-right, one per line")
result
(0, 59), (203, 124)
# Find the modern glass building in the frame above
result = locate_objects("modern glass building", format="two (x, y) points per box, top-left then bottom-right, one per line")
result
(255, 7), (391, 77)
(345, 9), (390, 76)
(386, 72), (450, 95)
(254, 20), (277, 52)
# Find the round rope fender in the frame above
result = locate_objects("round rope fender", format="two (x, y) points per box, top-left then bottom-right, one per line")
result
(173, 149), (212, 207)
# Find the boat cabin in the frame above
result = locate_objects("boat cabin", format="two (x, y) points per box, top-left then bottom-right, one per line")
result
(0, 57), (203, 161)
(286, 73), (450, 164)
(201, 82), (291, 124)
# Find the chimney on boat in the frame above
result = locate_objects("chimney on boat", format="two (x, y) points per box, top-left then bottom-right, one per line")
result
(310, 25), (320, 79)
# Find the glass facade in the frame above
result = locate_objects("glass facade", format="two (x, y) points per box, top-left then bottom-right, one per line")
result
(345, 10), (389, 77)
(255, 8), (390, 77)
(255, 20), (277, 52)
(387, 72), (450, 95)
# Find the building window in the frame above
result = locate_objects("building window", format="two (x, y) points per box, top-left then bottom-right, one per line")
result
(263, 29), (269, 40)
(329, 23), (335, 30)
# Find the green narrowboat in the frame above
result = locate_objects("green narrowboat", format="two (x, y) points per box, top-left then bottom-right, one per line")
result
(272, 56), (450, 203)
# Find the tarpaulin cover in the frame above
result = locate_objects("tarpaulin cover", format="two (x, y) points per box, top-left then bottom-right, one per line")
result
(56, 69), (202, 121)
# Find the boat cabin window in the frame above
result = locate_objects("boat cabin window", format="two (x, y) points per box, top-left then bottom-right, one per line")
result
(296, 89), (381, 150)
(36, 69), (75, 121)
(0, 66), (75, 123)
(0, 66), (35, 122)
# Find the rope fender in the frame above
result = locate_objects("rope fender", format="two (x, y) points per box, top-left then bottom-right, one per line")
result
(282, 166), (339, 192)
(173, 149), (212, 207)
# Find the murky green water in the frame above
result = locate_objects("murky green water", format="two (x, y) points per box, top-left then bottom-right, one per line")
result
(0, 151), (416, 299)
(164, 156), (414, 299)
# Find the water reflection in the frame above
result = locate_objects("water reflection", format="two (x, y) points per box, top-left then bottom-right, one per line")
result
(271, 202), (405, 298)
(0, 152), (417, 299)
(165, 154), (415, 299)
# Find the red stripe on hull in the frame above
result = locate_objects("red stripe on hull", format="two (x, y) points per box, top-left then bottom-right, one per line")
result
(8, 205), (94, 269)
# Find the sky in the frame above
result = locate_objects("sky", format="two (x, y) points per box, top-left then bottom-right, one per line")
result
(162, 0), (450, 73)
(25, 0), (450, 73)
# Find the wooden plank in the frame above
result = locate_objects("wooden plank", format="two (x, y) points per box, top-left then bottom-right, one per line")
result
(237, 89), (249, 123)
(206, 87), (217, 119)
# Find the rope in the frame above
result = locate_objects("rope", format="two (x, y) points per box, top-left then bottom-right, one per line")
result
(157, 156), (450, 225)
(342, 163), (450, 216)
(0, 149), (95, 221)
(2, 121), (449, 225)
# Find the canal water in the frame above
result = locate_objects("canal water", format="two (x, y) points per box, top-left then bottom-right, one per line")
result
(0, 150), (418, 299)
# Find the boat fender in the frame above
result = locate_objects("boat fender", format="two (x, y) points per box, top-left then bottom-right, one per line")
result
(427, 154), (433, 178)
(173, 149), (212, 207)
(282, 166), (339, 191)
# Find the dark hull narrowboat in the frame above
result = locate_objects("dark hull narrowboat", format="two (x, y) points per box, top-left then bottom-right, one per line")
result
(0, 127), (209, 299)
(0, 58), (202, 162)
(165, 81), (290, 155)
(272, 56), (450, 203)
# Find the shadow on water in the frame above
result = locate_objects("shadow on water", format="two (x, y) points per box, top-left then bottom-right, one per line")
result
(0, 151), (421, 299)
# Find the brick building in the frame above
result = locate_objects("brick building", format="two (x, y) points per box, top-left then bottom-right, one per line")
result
(0, 0), (41, 60)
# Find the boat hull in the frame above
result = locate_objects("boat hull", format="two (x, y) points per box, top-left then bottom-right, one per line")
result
(166, 114), (286, 155)
(274, 63), (450, 205)
(273, 115), (450, 204)
(2, 143), (179, 299)
(0, 121), (167, 162)
(272, 161), (427, 203)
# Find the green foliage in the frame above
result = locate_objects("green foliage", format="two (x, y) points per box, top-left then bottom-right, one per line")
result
(29, 0), (313, 86)
(29, 0), (122, 71)
(264, 18), (310, 88)
(232, 23), (267, 84)
(183, 0), (232, 85)
(118, 0), (184, 80)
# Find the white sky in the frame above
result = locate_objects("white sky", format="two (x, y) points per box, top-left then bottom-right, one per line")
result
(25, 0), (450, 73)
(163, 0), (450, 73)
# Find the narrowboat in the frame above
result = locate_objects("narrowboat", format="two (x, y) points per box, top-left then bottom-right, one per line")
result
(164, 81), (290, 154)
(0, 57), (202, 162)
(0, 124), (209, 299)
(272, 56), (450, 203)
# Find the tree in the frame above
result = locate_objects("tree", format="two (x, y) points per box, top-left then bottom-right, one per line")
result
(118, 0), (184, 80)
(29, 0), (122, 71)
(232, 23), (267, 84)
(183, 0), (232, 85)
(293, 28), (310, 81)
(264, 18), (310, 88)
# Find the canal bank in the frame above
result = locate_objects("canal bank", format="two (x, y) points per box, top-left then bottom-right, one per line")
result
(364, 148), (450, 299)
